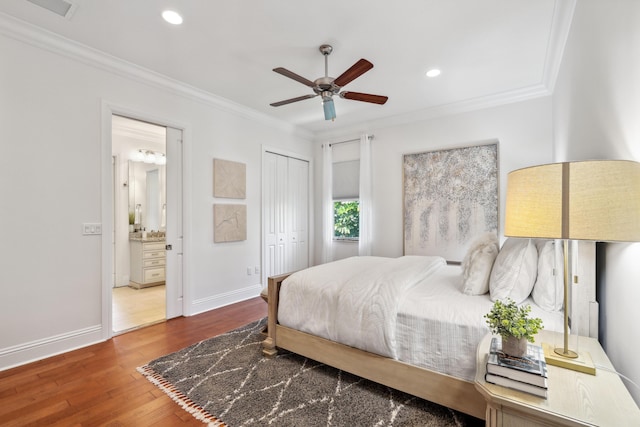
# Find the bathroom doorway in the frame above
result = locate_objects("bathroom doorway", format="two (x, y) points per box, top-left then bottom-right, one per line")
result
(111, 115), (168, 333)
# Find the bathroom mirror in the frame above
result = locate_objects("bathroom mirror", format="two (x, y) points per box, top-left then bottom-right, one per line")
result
(128, 160), (166, 231)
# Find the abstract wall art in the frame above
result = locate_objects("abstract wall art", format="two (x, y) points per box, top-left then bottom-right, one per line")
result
(213, 204), (247, 243)
(213, 158), (246, 199)
(403, 143), (498, 262)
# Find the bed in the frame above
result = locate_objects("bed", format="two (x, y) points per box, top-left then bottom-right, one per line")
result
(261, 238), (595, 420)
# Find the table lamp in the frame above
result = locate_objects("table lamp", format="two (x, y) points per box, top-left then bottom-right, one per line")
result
(505, 160), (640, 373)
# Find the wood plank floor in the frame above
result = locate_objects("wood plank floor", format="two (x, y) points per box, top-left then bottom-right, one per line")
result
(0, 297), (267, 426)
(112, 285), (166, 333)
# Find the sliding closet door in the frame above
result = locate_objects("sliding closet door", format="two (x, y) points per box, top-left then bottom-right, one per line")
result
(263, 152), (309, 283)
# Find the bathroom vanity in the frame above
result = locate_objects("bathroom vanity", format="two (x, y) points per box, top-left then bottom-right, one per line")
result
(129, 237), (166, 289)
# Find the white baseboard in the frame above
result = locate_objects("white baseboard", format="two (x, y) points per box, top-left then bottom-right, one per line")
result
(188, 284), (263, 316)
(0, 325), (104, 372)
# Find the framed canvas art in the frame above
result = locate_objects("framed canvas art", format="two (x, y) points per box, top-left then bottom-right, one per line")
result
(403, 143), (498, 262)
(213, 204), (247, 243)
(213, 158), (246, 199)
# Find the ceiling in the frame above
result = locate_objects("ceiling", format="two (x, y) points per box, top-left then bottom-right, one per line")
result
(0, 0), (573, 137)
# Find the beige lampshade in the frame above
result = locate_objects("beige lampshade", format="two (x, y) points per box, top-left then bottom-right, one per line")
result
(505, 160), (640, 242)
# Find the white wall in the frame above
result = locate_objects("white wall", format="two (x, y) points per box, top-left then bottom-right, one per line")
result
(0, 25), (312, 369)
(552, 0), (640, 404)
(313, 96), (554, 264)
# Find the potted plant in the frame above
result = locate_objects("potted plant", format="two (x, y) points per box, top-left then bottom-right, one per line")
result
(128, 211), (135, 232)
(484, 298), (543, 357)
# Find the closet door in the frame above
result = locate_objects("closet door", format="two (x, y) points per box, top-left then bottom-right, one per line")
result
(264, 152), (285, 279)
(263, 152), (309, 282)
(288, 157), (309, 273)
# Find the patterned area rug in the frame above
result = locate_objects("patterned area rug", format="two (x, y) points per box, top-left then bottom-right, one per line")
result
(138, 318), (484, 426)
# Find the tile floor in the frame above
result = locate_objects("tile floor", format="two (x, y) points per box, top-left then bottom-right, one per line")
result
(112, 284), (166, 333)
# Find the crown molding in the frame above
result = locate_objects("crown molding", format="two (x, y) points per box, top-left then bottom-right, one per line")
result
(0, 12), (313, 141)
(314, 83), (551, 141)
(1, 1), (574, 144)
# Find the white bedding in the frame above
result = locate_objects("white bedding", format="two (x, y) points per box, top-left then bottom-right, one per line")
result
(278, 256), (564, 382)
(396, 263), (563, 381)
(278, 255), (446, 358)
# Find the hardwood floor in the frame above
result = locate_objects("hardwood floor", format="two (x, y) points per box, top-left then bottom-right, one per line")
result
(0, 297), (267, 426)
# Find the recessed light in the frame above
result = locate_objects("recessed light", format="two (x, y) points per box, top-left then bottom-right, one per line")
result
(162, 10), (183, 25)
(426, 69), (441, 78)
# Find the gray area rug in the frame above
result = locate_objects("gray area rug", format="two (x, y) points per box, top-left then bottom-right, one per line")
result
(138, 318), (484, 426)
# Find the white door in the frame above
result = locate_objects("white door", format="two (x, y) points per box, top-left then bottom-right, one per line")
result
(288, 157), (309, 272)
(263, 151), (309, 283)
(165, 127), (183, 318)
(264, 152), (286, 279)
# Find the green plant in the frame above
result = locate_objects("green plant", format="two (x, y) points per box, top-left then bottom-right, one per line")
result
(129, 211), (135, 225)
(333, 201), (360, 238)
(484, 298), (543, 343)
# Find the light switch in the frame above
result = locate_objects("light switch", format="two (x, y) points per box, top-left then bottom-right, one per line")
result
(82, 223), (102, 235)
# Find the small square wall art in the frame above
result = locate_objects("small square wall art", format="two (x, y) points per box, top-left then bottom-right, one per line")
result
(214, 204), (247, 243)
(213, 158), (246, 199)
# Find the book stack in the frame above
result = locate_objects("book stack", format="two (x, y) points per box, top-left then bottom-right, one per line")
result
(485, 336), (548, 398)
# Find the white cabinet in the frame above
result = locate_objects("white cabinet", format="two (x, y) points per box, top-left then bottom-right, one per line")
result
(130, 240), (166, 288)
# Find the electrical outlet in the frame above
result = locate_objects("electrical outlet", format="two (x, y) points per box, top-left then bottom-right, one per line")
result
(82, 223), (102, 235)
(254, 266), (260, 275)
(246, 267), (252, 275)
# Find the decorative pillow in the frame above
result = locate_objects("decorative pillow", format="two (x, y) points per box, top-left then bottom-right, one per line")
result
(489, 238), (538, 304)
(461, 232), (500, 295)
(532, 240), (564, 311)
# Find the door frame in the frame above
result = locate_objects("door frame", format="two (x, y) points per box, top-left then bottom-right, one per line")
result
(101, 101), (191, 340)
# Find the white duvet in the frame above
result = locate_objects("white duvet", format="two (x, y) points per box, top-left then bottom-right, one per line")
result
(277, 256), (564, 382)
(277, 255), (446, 359)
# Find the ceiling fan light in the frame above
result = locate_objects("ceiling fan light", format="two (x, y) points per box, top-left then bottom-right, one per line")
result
(323, 98), (336, 121)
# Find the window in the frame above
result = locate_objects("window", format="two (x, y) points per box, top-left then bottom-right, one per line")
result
(332, 159), (360, 240)
(334, 200), (359, 240)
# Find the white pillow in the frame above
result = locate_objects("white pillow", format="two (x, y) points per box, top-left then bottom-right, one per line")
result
(532, 240), (564, 311)
(461, 232), (499, 295)
(489, 238), (538, 304)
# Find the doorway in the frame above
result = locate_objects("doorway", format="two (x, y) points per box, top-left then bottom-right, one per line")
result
(111, 115), (167, 333)
(102, 106), (185, 340)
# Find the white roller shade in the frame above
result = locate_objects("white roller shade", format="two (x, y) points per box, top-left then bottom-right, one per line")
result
(332, 160), (360, 200)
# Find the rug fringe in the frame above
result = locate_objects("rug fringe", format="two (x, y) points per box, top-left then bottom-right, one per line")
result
(137, 365), (227, 427)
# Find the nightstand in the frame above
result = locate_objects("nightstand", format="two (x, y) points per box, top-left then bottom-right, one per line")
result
(474, 330), (640, 426)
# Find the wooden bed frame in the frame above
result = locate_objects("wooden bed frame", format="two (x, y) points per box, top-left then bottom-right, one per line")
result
(261, 272), (487, 420)
(260, 242), (596, 421)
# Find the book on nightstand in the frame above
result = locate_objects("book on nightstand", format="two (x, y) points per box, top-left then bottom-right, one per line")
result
(484, 373), (548, 398)
(486, 337), (548, 389)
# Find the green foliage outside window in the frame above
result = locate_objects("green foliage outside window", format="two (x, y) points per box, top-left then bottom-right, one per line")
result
(334, 201), (359, 238)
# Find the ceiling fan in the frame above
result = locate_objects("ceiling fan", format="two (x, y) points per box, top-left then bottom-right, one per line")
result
(270, 44), (388, 121)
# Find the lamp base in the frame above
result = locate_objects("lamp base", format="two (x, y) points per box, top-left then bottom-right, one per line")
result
(554, 347), (578, 359)
(542, 343), (596, 375)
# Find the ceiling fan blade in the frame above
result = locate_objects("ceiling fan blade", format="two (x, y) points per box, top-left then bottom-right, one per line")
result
(273, 67), (316, 88)
(340, 91), (388, 105)
(333, 59), (374, 87)
(270, 94), (318, 107)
